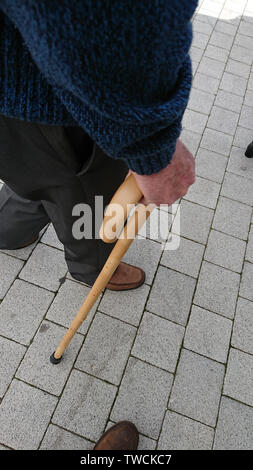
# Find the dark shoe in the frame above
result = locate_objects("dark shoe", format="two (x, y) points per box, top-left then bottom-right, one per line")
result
(94, 421), (139, 450)
(11, 235), (39, 250)
(107, 261), (145, 291)
(245, 141), (253, 158)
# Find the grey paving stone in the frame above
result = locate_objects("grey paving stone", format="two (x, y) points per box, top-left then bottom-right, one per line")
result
(161, 236), (204, 278)
(147, 266), (196, 326)
(40, 424), (94, 450)
(192, 31), (210, 49)
(198, 56), (225, 79)
(0, 279), (54, 345)
(245, 225), (253, 262)
(0, 379), (57, 449)
(182, 109), (208, 134)
(193, 72), (220, 94)
(243, 10), (253, 22)
(227, 146), (253, 181)
(194, 261), (240, 319)
(214, 90), (243, 113)
(138, 207), (172, 243)
(172, 199), (214, 244)
(41, 224), (64, 250)
(200, 128), (233, 156)
(158, 411), (214, 450)
(240, 261), (253, 301)
(190, 45), (204, 63)
(244, 89), (253, 107)
(220, 72), (248, 97)
(195, 148), (228, 183)
(215, 20), (237, 37)
(183, 176), (220, 209)
(19, 243), (67, 292)
(204, 44), (229, 62)
(46, 279), (100, 335)
(0, 237), (38, 261)
(76, 312), (136, 384)
(169, 349), (225, 426)
(209, 30), (234, 50)
(53, 369), (117, 441)
(188, 88), (215, 115)
(230, 44), (253, 65)
(132, 311), (184, 372)
(191, 61), (199, 76)
(184, 305), (232, 363)
(248, 72), (253, 90)
(214, 396), (253, 450)
(16, 321), (83, 396)
(225, 59), (251, 79)
(197, 9), (218, 23)
(235, 32), (253, 51)
(180, 129), (202, 156)
(99, 282), (150, 327)
(238, 19), (253, 37)
(0, 336), (26, 397)
(232, 297), (253, 355)
(193, 19), (213, 36)
(111, 357), (173, 439)
(239, 105), (253, 130)
(204, 230), (246, 273)
(207, 106), (239, 135)
(212, 197), (251, 241)
(123, 237), (162, 285)
(136, 435), (157, 451)
(221, 172), (253, 206)
(0, 253), (23, 299)
(224, 348), (253, 407)
(233, 126), (253, 148)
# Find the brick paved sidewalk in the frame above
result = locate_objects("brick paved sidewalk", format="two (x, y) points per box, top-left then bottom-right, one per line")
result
(1, 0), (253, 450)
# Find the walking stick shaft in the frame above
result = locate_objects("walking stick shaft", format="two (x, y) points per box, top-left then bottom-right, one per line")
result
(53, 203), (152, 360)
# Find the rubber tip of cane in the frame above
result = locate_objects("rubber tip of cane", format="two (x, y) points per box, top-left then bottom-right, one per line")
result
(50, 352), (62, 365)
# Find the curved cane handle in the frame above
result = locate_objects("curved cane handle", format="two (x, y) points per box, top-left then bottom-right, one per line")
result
(99, 174), (143, 243)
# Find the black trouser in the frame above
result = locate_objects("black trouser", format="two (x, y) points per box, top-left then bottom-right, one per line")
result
(0, 114), (128, 285)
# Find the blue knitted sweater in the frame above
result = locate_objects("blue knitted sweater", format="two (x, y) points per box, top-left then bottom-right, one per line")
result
(0, 0), (197, 174)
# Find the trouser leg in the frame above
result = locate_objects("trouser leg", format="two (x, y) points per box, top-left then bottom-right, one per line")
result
(0, 184), (49, 249)
(0, 114), (128, 284)
(40, 143), (128, 284)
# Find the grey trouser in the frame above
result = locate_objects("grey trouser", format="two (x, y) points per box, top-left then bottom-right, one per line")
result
(0, 114), (128, 285)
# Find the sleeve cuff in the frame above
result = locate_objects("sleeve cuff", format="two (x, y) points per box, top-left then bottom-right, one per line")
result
(123, 138), (178, 175)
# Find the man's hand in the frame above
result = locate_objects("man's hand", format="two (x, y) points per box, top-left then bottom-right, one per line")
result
(131, 139), (195, 206)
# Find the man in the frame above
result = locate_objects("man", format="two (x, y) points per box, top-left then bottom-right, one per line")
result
(0, 0), (197, 450)
(0, 0), (196, 291)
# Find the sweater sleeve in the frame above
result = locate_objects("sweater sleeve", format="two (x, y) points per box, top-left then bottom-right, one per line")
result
(0, 0), (198, 175)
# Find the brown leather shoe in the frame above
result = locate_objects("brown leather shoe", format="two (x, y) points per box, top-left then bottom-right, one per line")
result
(107, 261), (145, 291)
(94, 421), (139, 450)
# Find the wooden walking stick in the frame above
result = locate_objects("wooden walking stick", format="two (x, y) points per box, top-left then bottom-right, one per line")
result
(50, 174), (154, 364)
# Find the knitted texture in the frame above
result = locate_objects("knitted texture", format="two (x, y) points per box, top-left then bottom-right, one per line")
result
(0, 0), (198, 174)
